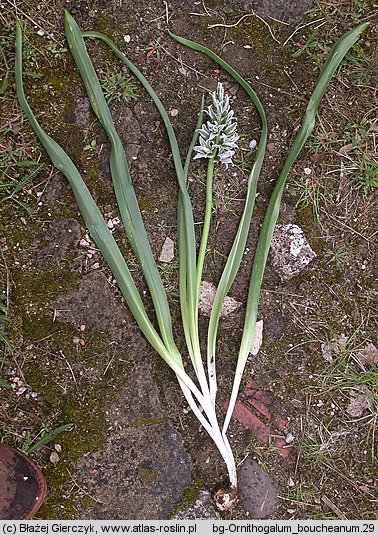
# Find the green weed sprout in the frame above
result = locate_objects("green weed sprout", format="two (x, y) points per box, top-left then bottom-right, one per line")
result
(15, 12), (368, 508)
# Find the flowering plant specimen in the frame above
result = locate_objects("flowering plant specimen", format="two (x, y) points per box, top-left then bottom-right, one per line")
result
(15, 13), (368, 508)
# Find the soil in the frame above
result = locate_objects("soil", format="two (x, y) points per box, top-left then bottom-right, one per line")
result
(1, 0), (377, 521)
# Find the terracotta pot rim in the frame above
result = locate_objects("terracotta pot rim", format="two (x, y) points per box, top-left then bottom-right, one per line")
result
(0, 443), (47, 520)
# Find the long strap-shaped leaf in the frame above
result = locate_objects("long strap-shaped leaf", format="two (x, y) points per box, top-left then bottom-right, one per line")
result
(64, 13), (181, 361)
(179, 97), (205, 361)
(168, 32), (268, 406)
(80, 26), (211, 402)
(14, 22), (209, 408)
(74, 25), (236, 469)
(223, 22), (369, 433)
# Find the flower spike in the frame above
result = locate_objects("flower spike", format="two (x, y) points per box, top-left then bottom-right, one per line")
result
(194, 83), (239, 167)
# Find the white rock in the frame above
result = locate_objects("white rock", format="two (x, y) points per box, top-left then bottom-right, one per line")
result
(357, 342), (378, 366)
(198, 281), (241, 317)
(250, 320), (264, 356)
(174, 490), (220, 520)
(158, 237), (175, 263)
(285, 432), (295, 444)
(269, 224), (316, 280)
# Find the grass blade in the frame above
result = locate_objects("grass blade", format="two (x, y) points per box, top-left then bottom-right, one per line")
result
(23, 423), (74, 455)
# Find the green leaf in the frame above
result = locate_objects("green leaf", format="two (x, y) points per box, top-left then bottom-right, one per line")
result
(64, 12), (179, 359)
(22, 423), (74, 455)
(223, 21), (369, 433)
(168, 32), (268, 404)
(15, 21), (209, 408)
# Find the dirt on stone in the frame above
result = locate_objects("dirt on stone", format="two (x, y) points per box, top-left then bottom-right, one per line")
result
(75, 363), (192, 520)
(1, 0), (377, 521)
(53, 271), (131, 341)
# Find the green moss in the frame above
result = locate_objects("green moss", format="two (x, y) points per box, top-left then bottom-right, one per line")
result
(138, 466), (157, 486)
(29, 336), (135, 518)
(80, 496), (98, 508)
(170, 474), (204, 515)
(13, 267), (79, 340)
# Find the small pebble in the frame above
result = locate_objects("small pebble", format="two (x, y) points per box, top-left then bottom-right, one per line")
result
(37, 29), (45, 37)
(285, 432), (295, 444)
(304, 167), (312, 175)
(159, 237), (175, 263)
(50, 451), (60, 464)
(249, 139), (257, 150)
(170, 109), (179, 117)
(123, 34), (131, 43)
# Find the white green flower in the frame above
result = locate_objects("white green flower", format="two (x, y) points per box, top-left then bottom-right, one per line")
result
(194, 83), (239, 167)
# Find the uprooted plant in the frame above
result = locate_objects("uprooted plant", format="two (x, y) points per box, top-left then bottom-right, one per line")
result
(15, 12), (368, 509)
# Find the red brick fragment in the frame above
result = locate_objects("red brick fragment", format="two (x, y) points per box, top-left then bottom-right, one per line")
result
(244, 379), (288, 431)
(225, 380), (294, 459)
(231, 401), (272, 443)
